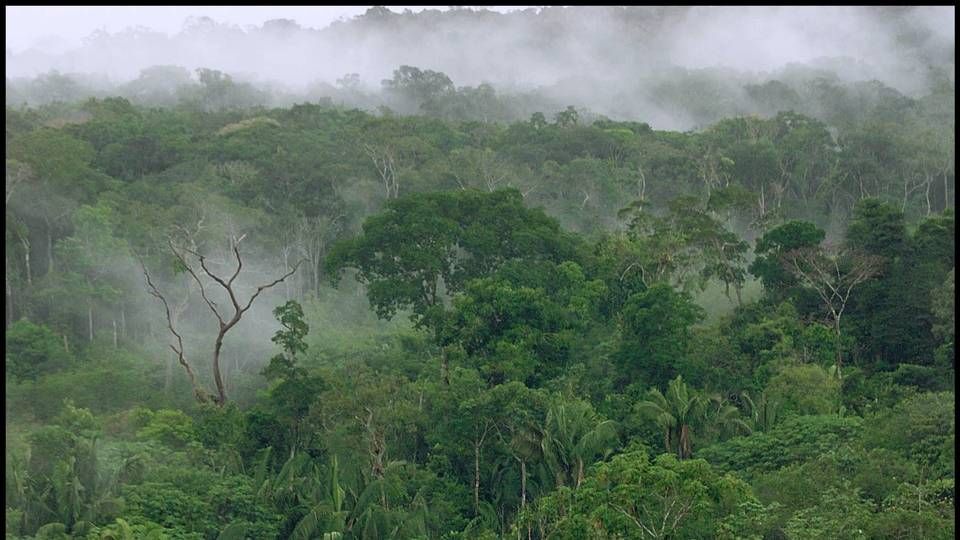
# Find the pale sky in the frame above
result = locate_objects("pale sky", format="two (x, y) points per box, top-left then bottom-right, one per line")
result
(4, 6), (531, 53)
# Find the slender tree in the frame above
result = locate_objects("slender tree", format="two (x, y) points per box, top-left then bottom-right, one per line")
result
(780, 245), (882, 379)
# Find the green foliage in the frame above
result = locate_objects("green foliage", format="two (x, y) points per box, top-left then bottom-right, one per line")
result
(697, 415), (864, 481)
(616, 284), (704, 387)
(764, 364), (841, 417)
(136, 410), (197, 449)
(327, 189), (582, 337)
(6, 319), (73, 381)
(863, 392), (955, 478)
(541, 398), (619, 489)
(782, 487), (873, 540)
(446, 260), (605, 386)
(123, 467), (281, 539)
(519, 447), (764, 539)
(749, 220), (824, 303)
(3, 66), (955, 539)
(845, 198), (908, 259)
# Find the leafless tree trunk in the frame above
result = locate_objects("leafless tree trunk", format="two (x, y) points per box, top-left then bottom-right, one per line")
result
(143, 261), (206, 402)
(6, 161), (32, 204)
(5, 255), (13, 327)
(637, 162), (647, 202)
(473, 420), (495, 515)
(944, 170), (952, 211)
(142, 239), (302, 406)
(13, 227), (31, 286)
(295, 213), (343, 297)
(364, 143), (400, 199)
(43, 216), (54, 276)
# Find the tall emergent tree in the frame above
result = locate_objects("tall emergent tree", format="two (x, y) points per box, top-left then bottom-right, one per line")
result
(780, 244), (882, 379)
(326, 189), (582, 381)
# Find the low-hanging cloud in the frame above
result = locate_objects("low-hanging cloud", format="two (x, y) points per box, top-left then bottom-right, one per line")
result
(5, 6), (955, 129)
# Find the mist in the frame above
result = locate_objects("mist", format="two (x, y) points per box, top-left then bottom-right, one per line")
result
(6, 6), (955, 130)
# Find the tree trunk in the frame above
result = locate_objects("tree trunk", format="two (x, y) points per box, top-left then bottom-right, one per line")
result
(46, 224), (54, 275)
(441, 348), (450, 385)
(63, 334), (69, 354)
(88, 303), (94, 342)
(120, 307), (126, 339)
(213, 329), (227, 405)
(944, 172), (951, 210)
(18, 235), (31, 286)
(5, 255), (13, 327)
(474, 442), (481, 515)
(522, 459), (531, 540)
(575, 458), (584, 488)
(520, 459), (527, 512)
(112, 319), (118, 348)
(282, 250), (290, 299)
(834, 316), (843, 380)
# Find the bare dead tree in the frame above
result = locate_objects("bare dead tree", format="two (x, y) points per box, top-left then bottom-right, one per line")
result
(781, 245), (883, 379)
(141, 237), (302, 406)
(5, 160), (33, 205)
(295, 212), (344, 297)
(363, 143), (400, 199)
(141, 260), (208, 403)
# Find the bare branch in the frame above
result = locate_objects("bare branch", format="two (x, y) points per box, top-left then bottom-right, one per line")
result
(169, 239), (225, 325)
(139, 256), (209, 403)
(780, 244), (883, 377)
(239, 259), (305, 315)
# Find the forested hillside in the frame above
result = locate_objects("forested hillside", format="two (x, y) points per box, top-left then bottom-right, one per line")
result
(5, 6), (956, 540)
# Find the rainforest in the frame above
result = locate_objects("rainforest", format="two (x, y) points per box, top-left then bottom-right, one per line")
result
(4, 6), (955, 539)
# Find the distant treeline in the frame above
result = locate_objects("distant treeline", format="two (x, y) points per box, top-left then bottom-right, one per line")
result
(6, 60), (955, 131)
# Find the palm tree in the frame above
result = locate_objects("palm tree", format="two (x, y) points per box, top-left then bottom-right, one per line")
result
(740, 390), (780, 432)
(509, 422), (543, 519)
(702, 392), (752, 442)
(541, 398), (619, 488)
(635, 375), (711, 459)
(290, 455), (349, 540)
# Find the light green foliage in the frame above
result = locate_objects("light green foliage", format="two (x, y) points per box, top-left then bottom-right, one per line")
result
(616, 194), (748, 295)
(541, 398), (618, 489)
(697, 415), (864, 481)
(123, 467), (281, 539)
(5, 319), (73, 381)
(136, 410), (197, 448)
(863, 392), (955, 478)
(783, 487), (872, 540)
(764, 364), (841, 417)
(519, 446), (766, 539)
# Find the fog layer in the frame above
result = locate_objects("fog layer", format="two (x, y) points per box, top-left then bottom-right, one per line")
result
(7, 6), (954, 97)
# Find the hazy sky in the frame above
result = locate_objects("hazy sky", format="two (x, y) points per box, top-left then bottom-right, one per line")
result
(4, 6), (531, 53)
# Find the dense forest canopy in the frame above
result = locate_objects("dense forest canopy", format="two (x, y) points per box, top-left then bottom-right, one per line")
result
(5, 5), (956, 540)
